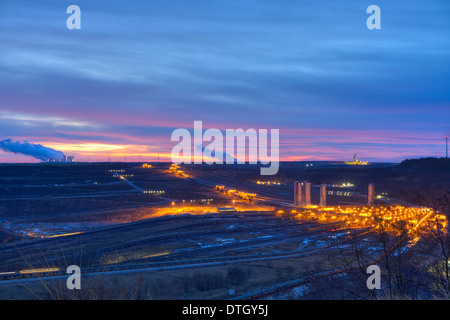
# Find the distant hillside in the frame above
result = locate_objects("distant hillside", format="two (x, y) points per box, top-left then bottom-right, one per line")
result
(398, 157), (450, 171)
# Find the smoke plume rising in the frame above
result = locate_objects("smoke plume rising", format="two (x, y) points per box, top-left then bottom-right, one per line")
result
(0, 139), (66, 161)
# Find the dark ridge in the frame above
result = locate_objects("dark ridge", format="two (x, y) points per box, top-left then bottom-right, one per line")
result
(398, 157), (450, 171)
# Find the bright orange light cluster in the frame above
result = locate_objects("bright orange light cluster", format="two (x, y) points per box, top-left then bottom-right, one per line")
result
(346, 160), (368, 165)
(256, 181), (281, 186)
(169, 164), (189, 178)
(215, 185), (256, 201)
(134, 204), (271, 220)
(293, 205), (447, 237)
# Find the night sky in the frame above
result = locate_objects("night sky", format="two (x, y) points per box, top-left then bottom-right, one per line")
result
(0, 0), (449, 162)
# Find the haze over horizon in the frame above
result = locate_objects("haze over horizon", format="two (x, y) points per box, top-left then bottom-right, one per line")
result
(0, 0), (449, 163)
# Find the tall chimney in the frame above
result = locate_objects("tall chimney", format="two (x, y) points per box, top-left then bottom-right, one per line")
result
(294, 181), (303, 206)
(320, 184), (327, 207)
(368, 183), (375, 206)
(304, 181), (311, 207)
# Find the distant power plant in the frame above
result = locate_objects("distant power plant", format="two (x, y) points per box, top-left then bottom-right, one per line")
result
(48, 155), (75, 163)
(346, 154), (368, 165)
(0, 139), (68, 162)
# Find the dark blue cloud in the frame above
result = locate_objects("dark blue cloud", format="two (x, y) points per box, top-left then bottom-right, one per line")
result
(0, 0), (449, 161)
